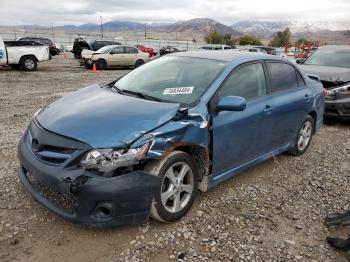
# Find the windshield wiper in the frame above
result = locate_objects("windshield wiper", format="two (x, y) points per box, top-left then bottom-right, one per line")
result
(118, 88), (164, 102)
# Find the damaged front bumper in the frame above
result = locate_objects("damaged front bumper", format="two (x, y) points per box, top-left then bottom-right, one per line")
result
(17, 127), (161, 228)
(325, 97), (350, 119)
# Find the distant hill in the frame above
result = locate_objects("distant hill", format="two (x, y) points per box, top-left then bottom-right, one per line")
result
(160, 18), (241, 36)
(231, 20), (350, 38)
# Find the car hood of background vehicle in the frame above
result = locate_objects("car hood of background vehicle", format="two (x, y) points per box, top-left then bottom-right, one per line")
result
(299, 64), (350, 83)
(36, 85), (180, 148)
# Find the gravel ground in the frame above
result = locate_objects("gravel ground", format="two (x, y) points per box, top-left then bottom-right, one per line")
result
(0, 54), (349, 262)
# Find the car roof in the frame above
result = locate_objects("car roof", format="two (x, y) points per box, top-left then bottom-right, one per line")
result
(319, 45), (350, 50)
(171, 50), (288, 63)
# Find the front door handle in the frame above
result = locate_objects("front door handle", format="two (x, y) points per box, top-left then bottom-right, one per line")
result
(264, 105), (273, 115)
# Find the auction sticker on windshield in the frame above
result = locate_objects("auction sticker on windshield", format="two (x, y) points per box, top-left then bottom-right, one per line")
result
(163, 87), (194, 95)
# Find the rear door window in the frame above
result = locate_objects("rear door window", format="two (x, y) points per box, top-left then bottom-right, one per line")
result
(267, 62), (299, 93)
(124, 47), (138, 54)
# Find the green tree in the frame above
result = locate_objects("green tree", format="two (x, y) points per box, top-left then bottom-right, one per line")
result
(296, 37), (309, 46)
(204, 31), (236, 45)
(237, 35), (263, 46)
(205, 31), (224, 44)
(269, 28), (291, 47)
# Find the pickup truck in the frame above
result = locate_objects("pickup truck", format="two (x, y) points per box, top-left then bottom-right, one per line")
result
(0, 35), (50, 71)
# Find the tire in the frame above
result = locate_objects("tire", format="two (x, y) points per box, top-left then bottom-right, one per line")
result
(96, 59), (107, 70)
(288, 115), (314, 156)
(74, 52), (80, 59)
(144, 151), (198, 222)
(19, 56), (37, 71)
(135, 59), (145, 68)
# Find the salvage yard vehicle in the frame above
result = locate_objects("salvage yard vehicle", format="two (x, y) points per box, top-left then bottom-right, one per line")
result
(84, 45), (150, 69)
(298, 45), (350, 119)
(159, 46), (185, 56)
(199, 44), (232, 50)
(71, 37), (121, 58)
(17, 36), (60, 56)
(0, 35), (50, 71)
(18, 51), (325, 227)
(136, 44), (154, 57)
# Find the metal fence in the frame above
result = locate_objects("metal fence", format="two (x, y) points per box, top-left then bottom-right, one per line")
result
(0, 31), (206, 51)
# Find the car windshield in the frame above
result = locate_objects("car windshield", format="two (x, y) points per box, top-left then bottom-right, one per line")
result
(97, 45), (116, 53)
(303, 49), (350, 68)
(114, 56), (226, 105)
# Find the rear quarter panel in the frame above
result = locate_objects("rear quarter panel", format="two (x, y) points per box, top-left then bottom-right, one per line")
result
(307, 78), (325, 132)
(136, 52), (150, 64)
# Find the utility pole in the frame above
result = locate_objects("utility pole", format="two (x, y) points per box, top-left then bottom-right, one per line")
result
(144, 24), (147, 40)
(100, 16), (104, 39)
(51, 23), (54, 39)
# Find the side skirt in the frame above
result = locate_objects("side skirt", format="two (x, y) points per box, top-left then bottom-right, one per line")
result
(205, 143), (290, 190)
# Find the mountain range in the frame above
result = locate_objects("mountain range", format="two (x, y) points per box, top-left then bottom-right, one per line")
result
(11, 18), (350, 42)
(231, 20), (350, 38)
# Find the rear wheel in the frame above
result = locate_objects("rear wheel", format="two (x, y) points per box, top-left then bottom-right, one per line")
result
(144, 151), (198, 222)
(135, 59), (145, 68)
(96, 59), (107, 70)
(289, 115), (314, 156)
(19, 56), (37, 71)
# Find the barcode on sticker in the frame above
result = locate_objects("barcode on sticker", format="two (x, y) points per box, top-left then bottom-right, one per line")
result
(163, 87), (194, 95)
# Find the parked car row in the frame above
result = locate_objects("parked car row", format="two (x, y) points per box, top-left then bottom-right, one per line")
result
(71, 38), (122, 58)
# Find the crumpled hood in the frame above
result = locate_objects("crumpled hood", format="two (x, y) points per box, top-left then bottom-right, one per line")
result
(36, 85), (180, 148)
(298, 64), (350, 83)
(81, 50), (100, 59)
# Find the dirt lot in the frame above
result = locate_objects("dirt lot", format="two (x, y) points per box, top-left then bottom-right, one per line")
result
(0, 54), (350, 262)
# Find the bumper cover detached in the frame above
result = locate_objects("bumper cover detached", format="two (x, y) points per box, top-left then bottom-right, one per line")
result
(18, 124), (161, 228)
(325, 98), (350, 119)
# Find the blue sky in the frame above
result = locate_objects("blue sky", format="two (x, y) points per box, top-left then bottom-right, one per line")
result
(1, 0), (349, 26)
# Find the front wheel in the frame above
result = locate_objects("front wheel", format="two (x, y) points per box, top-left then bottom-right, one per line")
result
(289, 115), (314, 156)
(144, 151), (198, 222)
(96, 59), (107, 70)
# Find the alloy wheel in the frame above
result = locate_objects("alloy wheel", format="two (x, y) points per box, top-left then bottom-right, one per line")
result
(161, 162), (194, 213)
(297, 121), (312, 151)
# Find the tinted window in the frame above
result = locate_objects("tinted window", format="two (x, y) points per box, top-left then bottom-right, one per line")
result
(93, 42), (104, 49)
(219, 63), (267, 101)
(124, 47), (138, 54)
(268, 62), (298, 92)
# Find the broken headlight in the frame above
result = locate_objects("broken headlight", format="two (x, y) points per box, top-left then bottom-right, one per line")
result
(80, 142), (150, 173)
(327, 83), (350, 97)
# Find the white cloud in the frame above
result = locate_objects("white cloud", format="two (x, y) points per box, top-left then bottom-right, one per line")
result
(0, 0), (349, 26)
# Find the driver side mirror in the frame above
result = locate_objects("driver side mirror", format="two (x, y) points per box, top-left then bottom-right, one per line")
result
(216, 96), (247, 111)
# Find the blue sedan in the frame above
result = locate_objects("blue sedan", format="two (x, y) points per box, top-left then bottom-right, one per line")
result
(18, 51), (325, 226)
